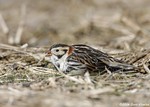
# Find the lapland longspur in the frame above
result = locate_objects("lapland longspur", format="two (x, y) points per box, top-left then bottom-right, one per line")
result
(45, 44), (134, 75)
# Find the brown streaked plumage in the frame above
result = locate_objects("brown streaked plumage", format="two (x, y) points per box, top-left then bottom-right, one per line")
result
(45, 44), (135, 75)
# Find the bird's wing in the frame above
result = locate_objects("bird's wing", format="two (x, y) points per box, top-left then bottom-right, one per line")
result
(72, 44), (134, 71)
(99, 56), (134, 70)
(83, 46), (134, 70)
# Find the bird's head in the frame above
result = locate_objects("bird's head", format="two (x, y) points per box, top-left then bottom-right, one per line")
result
(45, 44), (74, 61)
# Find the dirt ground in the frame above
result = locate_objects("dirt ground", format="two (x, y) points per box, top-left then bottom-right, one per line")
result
(0, 0), (150, 107)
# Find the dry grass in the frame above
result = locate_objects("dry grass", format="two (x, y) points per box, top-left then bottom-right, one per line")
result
(0, 0), (150, 107)
(0, 44), (149, 107)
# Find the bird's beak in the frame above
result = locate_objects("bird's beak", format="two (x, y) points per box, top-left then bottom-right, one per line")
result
(45, 51), (52, 57)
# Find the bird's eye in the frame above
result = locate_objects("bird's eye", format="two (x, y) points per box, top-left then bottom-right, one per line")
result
(56, 49), (59, 52)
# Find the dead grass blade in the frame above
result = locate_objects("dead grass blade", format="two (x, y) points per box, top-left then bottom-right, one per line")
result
(0, 13), (9, 35)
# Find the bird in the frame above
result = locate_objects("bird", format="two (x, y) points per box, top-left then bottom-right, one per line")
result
(45, 44), (135, 75)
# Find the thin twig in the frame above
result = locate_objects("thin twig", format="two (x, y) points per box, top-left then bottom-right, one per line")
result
(0, 13), (9, 35)
(143, 63), (150, 74)
(60, 72), (85, 84)
(121, 16), (141, 33)
(14, 4), (26, 44)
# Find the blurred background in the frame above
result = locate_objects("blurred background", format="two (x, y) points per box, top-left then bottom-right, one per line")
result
(0, 1), (150, 107)
(0, 0), (150, 50)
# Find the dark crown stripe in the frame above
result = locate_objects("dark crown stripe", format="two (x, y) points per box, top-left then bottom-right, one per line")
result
(50, 44), (69, 50)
